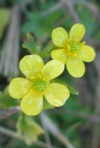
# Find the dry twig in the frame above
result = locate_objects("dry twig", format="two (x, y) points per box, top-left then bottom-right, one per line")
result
(0, 126), (56, 148)
(40, 112), (75, 148)
(0, 5), (21, 80)
(0, 106), (21, 119)
(40, 114), (52, 148)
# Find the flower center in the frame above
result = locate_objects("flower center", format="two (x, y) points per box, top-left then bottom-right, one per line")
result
(69, 42), (79, 52)
(33, 79), (47, 92)
(67, 41), (80, 53)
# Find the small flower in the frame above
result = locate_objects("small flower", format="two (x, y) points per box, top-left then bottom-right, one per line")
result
(51, 23), (96, 77)
(9, 55), (70, 116)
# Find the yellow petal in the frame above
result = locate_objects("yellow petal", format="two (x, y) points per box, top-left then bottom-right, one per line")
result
(44, 83), (70, 107)
(9, 78), (32, 99)
(19, 55), (44, 80)
(51, 27), (68, 47)
(51, 49), (67, 63)
(66, 56), (85, 77)
(21, 91), (43, 116)
(79, 45), (96, 62)
(42, 60), (64, 81)
(69, 23), (85, 41)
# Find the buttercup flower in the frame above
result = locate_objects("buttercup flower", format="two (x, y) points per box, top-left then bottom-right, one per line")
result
(9, 55), (70, 116)
(51, 23), (95, 77)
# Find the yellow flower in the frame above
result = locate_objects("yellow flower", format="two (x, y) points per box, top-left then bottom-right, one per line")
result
(51, 23), (96, 77)
(9, 55), (70, 116)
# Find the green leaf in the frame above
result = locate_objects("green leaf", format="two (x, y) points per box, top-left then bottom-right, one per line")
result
(22, 12), (51, 38)
(40, 41), (54, 58)
(0, 87), (18, 108)
(22, 33), (40, 54)
(0, 8), (10, 38)
(17, 115), (44, 145)
(67, 84), (79, 95)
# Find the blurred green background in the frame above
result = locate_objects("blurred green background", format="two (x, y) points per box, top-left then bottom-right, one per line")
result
(0, 0), (100, 148)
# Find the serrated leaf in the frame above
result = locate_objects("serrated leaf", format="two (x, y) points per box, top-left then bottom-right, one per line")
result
(22, 12), (51, 38)
(17, 115), (44, 145)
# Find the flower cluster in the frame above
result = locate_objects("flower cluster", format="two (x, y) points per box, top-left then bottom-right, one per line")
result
(9, 23), (95, 116)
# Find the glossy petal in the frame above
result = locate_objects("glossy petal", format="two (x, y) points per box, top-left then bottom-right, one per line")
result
(51, 49), (67, 63)
(19, 55), (44, 80)
(9, 78), (32, 99)
(69, 23), (85, 41)
(21, 91), (43, 116)
(51, 27), (68, 47)
(42, 60), (64, 81)
(79, 45), (96, 62)
(66, 56), (85, 77)
(44, 83), (70, 107)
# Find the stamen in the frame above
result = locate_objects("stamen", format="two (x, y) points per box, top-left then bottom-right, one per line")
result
(66, 40), (84, 55)
(69, 42), (79, 52)
(33, 79), (47, 92)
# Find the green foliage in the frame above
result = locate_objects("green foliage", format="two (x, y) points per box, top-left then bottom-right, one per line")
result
(60, 96), (81, 124)
(22, 34), (40, 54)
(60, 96), (91, 125)
(22, 33), (54, 59)
(76, 5), (96, 36)
(22, 8), (63, 39)
(0, 8), (10, 38)
(17, 114), (44, 145)
(40, 41), (54, 58)
(67, 84), (79, 95)
(22, 12), (49, 37)
(0, 87), (18, 108)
